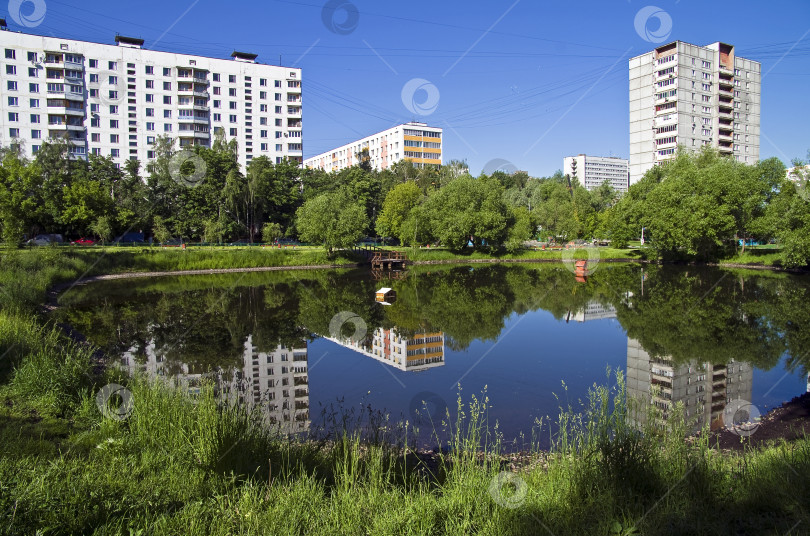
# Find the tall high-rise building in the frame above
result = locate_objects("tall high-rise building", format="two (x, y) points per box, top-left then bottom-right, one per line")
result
(0, 27), (302, 170)
(563, 154), (629, 192)
(629, 41), (761, 185)
(326, 327), (445, 372)
(304, 122), (442, 173)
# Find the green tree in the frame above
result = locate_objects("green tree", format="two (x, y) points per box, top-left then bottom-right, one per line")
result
(375, 181), (423, 240)
(89, 216), (113, 243)
(262, 222), (283, 243)
(295, 187), (366, 253)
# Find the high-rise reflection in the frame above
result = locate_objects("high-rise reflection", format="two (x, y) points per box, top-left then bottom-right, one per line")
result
(327, 328), (445, 371)
(119, 334), (310, 434)
(626, 338), (753, 433)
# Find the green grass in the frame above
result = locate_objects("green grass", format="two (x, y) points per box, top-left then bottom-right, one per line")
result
(399, 246), (644, 263)
(0, 247), (808, 534)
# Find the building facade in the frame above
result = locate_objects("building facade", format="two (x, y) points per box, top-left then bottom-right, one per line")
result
(563, 154), (629, 192)
(0, 27), (302, 170)
(304, 122), (441, 173)
(629, 41), (761, 184)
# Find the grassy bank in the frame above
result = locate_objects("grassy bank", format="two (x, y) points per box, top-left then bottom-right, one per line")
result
(0, 248), (808, 534)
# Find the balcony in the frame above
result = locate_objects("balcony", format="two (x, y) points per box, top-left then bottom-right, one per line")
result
(193, 130), (210, 139)
(65, 107), (85, 116)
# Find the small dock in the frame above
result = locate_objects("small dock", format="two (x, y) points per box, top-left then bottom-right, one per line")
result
(370, 249), (407, 270)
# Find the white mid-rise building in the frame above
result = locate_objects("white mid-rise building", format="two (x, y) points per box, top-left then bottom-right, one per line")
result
(563, 154), (629, 192)
(304, 122), (441, 173)
(629, 41), (761, 185)
(326, 328), (445, 372)
(0, 25), (302, 170)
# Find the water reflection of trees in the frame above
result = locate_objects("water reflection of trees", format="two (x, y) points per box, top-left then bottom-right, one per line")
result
(58, 265), (810, 374)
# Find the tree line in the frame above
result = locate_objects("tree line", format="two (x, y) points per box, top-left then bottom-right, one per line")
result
(1, 134), (808, 265)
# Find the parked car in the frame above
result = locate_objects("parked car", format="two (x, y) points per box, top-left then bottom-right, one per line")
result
(27, 234), (64, 246)
(113, 232), (145, 244)
(71, 237), (96, 246)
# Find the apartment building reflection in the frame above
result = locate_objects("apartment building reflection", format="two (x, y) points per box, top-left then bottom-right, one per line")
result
(327, 328), (445, 372)
(119, 334), (310, 434)
(626, 338), (753, 433)
(569, 301), (617, 322)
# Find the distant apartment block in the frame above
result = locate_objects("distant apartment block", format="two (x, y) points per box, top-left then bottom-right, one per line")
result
(304, 122), (441, 173)
(629, 41), (761, 184)
(563, 154), (629, 192)
(326, 328), (445, 372)
(0, 26), (302, 170)
(626, 338), (753, 434)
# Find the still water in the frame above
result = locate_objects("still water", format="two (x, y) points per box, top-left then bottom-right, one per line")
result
(57, 264), (810, 447)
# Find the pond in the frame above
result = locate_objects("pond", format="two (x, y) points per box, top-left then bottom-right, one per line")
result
(56, 263), (810, 449)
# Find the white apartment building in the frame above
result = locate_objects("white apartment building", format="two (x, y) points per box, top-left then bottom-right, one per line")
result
(571, 301), (618, 322)
(0, 25), (302, 171)
(629, 41), (761, 184)
(304, 122), (442, 173)
(563, 154), (629, 192)
(626, 338), (753, 434)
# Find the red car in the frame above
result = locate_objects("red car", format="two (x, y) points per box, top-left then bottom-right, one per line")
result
(71, 238), (96, 246)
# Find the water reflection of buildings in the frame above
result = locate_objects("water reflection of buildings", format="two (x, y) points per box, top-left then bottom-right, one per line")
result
(570, 302), (617, 323)
(626, 338), (753, 432)
(327, 328), (445, 372)
(119, 335), (310, 434)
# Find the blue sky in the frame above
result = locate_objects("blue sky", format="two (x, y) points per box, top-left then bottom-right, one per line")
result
(6, 0), (810, 176)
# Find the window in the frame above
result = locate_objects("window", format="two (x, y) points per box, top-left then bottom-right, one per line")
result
(213, 100), (221, 108)
(261, 143), (268, 151)
(143, 65), (153, 75)
(229, 102), (237, 110)
(31, 129), (41, 139)
(163, 96), (172, 105)
(110, 119), (119, 128)
(276, 144), (282, 151)
(109, 105), (118, 114)
(275, 106), (282, 113)
(146, 122), (155, 131)
(7, 112), (18, 122)
(9, 128), (19, 138)
(230, 128), (237, 136)
(146, 94), (155, 103)
(163, 67), (171, 76)
(260, 117), (267, 125)
(163, 81), (171, 90)
(228, 74), (236, 83)
(260, 130), (268, 138)
(7, 97), (18, 106)
(701, 83), (711, 91)
(30, 114), (39, 123)
(146, 108), (154, 117)
(213, 86), (221, 95)
(226, 88), (236, 97)
(29, 98), (39, 108)
(145, 80), (154, 89)
(274, 80), (281, 88)
(7, 81), (17, 91)
(5, 49), (15, 59)
(212, 73), (220, 82)
(90, 118), (100, 127)
(6, 65), (16, 75)
(164, 124), (172, 132)
(110, 134), (119, 143)
(29, 83), (39, 92)
(111, 149), (120, 157)
(91, 133), (100, 142)
(108, 61), (117, 70)
(275, 118), (282, 127)
(163, 110), (172, 119)
(213, 113), (221, 121)
(275, 93), (282, 101)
